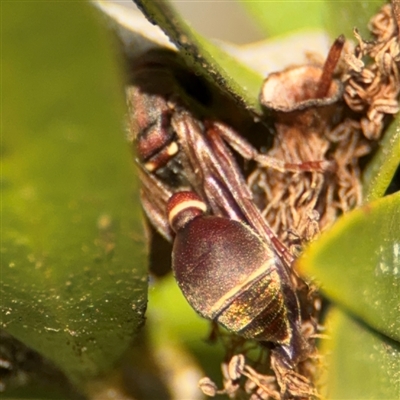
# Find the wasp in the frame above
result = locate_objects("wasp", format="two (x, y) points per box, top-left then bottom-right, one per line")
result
(126, 42), (344, 396)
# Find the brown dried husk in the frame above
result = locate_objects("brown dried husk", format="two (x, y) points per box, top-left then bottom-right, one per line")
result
(250, 3), (400, 248)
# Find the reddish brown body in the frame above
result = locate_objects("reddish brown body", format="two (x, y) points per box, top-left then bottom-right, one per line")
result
(128, 50), (315, 368)
(168, 192), (308, 365)
(174, 215), (289, 343)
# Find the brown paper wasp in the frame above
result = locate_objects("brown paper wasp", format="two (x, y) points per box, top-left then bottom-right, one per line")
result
(126, 39), (344, 395)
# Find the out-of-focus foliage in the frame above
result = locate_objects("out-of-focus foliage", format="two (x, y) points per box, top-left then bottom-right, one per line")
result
(2, 0), (399, 398)
(2, 1), (147, 393)
(298, 192), (400, 342)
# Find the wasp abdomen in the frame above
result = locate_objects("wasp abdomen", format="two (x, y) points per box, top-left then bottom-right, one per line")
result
(168, 191), (292, 346)
(216, 270), (289, 343)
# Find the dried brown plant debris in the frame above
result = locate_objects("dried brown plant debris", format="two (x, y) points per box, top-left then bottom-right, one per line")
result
(199, 350), (323, 400)
(199, 4), (399, 399)
(250, 2), (400, 246)
(197, 313), (324, 399)
(344, 3), (400, 139)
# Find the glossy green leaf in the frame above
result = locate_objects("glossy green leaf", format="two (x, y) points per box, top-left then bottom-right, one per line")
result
(319, 307), (400, 399)
(133, 0), (264, 114)
(2, 1), (147, 389)
(298, 192), (400, 342)
(239, 1), (326, 37)
(363, 116), (400, 202)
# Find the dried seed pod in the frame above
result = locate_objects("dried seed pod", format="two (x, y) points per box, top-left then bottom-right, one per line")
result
(228, 354), (246, 381)
(251, 36), (349, 241)
(260, 65), (343, 134)
(260, 35), (345, 139)
(198, 377), (218, 397)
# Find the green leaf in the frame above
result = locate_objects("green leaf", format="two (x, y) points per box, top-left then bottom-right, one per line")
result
(149, 275), (209, 343)
(148, 275), (225, 385)
(325, 0), (382, 39)
(363, 115), (400, 202)
(239, 1), (326, 37)
(2, 0), (147, 390)
(297, 192), (400, 342)
(319, 307), (400, 400)
(240, 1), (383, 41)
(133, 0), (264, 114)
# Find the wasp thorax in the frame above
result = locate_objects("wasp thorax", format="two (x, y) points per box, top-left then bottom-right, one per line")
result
(167, 191), (207, 232)
(137, 125), (179, 172)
